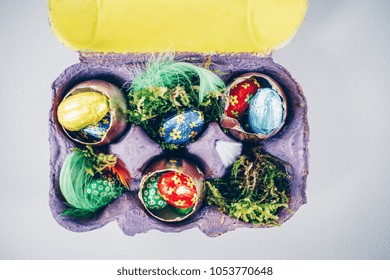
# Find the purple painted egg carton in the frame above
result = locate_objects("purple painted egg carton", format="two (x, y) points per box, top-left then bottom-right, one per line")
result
(49, 53), (309, 237)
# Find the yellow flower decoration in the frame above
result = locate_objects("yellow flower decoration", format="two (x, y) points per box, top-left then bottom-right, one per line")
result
(231, 110), (239, 118)
(172, 175), (181, 185)
(174, 200), (186, 207)
(189, 122), (197, 128)
(186, 179), (195, 188)
(166, 187), (175, 195)
(167, 159), (178, 169)
(102, 118), (110, 125)
(97, 130), (106, 138)
(80, 131), (88, 137)
(159, 127), (165, 137)
(170, 129), (182, 140)
(195, 110), (204, 121)
(189, 131), (198, 138)
(176, 114), (185, 124)
(241, 83), (250, 89)
(90, 122), (100, 129)
(230, 95), (239, 106)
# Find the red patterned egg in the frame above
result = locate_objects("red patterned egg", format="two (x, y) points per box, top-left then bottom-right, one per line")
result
(158, 171), (198, 208)
(225, 77), (261, 118)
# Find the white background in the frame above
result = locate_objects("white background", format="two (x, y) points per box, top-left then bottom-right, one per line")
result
(0, 0), (389, 259)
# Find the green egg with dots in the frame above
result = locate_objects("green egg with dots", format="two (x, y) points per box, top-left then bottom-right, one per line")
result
(142, 173), (168, 211)
(85, 172), (123, 205)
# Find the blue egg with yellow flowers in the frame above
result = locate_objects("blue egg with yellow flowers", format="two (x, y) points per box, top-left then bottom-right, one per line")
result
(159, 109), (204, 146)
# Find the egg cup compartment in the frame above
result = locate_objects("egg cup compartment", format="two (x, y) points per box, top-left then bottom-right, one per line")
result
(49, 53), (308, 236)
(59, 79), (128, 145)
(138, 157), (205, 222)
(50, 63), (134, 145)
(221, 72), (288, 141)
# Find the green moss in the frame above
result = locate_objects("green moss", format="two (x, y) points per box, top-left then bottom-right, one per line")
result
(206, 147), (291, 225)
(127, 85), (224, 147)
(127, 57), (226, 150)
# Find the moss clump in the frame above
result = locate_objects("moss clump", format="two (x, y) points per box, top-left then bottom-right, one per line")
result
(206, 147), (291, 225)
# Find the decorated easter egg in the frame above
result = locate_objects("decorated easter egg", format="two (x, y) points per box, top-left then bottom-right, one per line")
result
(225, 77), (261, 118)
(141, 172), (168, 211)
(158, 171), (198, 208)
(248, 88), (285, 135)
(85, 172), (123, 206)
(67, 113), (111, 143)
(57, 91), (109, 131)
(159, 109), (204, 146)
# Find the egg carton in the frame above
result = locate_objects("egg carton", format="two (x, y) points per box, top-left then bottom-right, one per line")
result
(49, 53), (309, 237)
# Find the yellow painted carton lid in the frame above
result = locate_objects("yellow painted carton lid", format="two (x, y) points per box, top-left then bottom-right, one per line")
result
(48, 0), (308, 54)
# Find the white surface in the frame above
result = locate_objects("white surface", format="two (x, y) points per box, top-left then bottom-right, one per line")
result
(0, 0), (389, 259)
